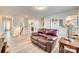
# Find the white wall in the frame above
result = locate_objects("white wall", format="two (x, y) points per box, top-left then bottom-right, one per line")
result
(0, 8), (78, 37)
(44, 16), (67, 37)
(44, 17), (51, 28)
(28, 19), (41, 33)
(0, 17), (3, 36)
(44, 9), (78, 37)
(12, 16), (25, 36)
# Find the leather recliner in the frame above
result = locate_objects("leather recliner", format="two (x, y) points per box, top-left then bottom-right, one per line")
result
(31, 28), (58, 53)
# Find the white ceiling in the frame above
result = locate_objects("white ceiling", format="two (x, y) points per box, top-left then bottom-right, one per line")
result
(0, 6), (77, 19)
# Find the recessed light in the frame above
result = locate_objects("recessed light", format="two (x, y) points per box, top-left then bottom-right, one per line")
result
(35, 6), (47, 10)
(3, 16), (12, 18)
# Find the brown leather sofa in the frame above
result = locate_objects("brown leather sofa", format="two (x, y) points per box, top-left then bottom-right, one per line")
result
(31, 28), (58, 53)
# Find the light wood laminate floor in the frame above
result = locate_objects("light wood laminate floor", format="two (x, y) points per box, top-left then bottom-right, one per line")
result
(6, 34), (59, 53)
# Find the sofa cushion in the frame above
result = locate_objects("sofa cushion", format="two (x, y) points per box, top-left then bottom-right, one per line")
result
(39, 33), (47, 38)
(38, 28), (46, 34)
(46, 38), (52, 41)
(46, 29), (57, 36)
(37, 37), (48, 45)
(46, 35), (57, 40)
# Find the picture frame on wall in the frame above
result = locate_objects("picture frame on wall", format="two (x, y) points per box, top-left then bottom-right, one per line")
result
(52, 18), (57, 22)
(59, 19), (64, 27)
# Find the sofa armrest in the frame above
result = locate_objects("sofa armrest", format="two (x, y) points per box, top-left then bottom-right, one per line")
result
(32, 32), (39, 36)
(46, 37), (57, 41)
(46, 41), (53, 53)
(46, 38), (52, 41)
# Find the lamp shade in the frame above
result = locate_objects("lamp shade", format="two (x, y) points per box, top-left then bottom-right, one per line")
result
(66, 15), (76, 21)
(64, 15), (77, 27)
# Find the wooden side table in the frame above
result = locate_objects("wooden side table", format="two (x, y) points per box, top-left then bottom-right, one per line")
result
(59, 37), (79, 53)
(72, 35), (79, 40)
(1, 42), (10, 53)
(1, 42), (7, 53)
(0, 37), (5, 53)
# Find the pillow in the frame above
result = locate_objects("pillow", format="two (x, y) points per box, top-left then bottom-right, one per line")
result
(46, 29), (57, 36)
(38, 28), (46, 34)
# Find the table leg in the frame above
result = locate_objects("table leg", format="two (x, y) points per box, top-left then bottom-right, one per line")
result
(59, 43), (64, 53)
(76, 49), (79, 53)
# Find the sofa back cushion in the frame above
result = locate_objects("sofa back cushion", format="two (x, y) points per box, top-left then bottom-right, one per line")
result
(46, 29), (57, 36)
(38, 28), (46, 34)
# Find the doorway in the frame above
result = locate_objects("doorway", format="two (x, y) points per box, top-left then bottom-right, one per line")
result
(2, 17), (12, 38)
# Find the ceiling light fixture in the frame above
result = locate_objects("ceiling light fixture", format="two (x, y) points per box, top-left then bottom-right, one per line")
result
(35, 6), (47, 10)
